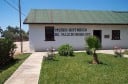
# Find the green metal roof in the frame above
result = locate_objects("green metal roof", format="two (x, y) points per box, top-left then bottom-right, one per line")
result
(24, 9), (128, 24)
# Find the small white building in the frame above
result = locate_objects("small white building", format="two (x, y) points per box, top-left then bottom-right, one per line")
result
(24, 9), (128, 51)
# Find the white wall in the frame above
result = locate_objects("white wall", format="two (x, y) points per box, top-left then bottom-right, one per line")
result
(102, 26), (128, 49)
(29, 24), (128, 51)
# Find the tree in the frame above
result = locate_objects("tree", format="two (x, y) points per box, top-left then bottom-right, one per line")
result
(86, 35), (101, 64)
(0, 26), (3, 37)
(2, 26), (28, 41)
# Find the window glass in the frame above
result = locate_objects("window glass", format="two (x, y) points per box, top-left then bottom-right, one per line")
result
(45, 27), (55, 41)
(112, 30), (120, 40)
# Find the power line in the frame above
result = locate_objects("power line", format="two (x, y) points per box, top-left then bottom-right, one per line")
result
(10, 0), (18, 6)
(3, 0), (26, 16)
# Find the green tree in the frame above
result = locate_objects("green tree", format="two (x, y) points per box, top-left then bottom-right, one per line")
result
(86, 35), (101, 64)
(2, 26), (28, 41)
(0, 26), (3, 37)
(3, 30), (14, 39)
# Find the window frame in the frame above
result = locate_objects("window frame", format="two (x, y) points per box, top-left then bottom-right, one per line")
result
(112, 30), (120, 40)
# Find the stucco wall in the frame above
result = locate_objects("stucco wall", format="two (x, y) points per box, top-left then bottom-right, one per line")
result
(29, 24), (128, 51)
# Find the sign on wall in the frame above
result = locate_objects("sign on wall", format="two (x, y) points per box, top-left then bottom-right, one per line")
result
(54, 28), (91, 36)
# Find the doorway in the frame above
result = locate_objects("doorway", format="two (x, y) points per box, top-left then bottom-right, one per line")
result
(93, 30), (102, 43)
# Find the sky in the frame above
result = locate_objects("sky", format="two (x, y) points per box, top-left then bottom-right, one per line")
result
(0, 0), (128, 32)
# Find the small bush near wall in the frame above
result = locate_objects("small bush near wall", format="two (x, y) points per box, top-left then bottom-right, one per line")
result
(58, 44), (74, 56)
(0, 38), (16, 66)
(86, 47), (93, 55)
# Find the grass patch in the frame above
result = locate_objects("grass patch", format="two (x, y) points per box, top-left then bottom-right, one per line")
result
(39, 53), (128, 84)
(0, 53), (30, 84)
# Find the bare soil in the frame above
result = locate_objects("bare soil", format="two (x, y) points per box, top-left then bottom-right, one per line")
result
(14, 41), (30, 55)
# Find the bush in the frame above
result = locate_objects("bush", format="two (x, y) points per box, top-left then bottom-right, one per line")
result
(86, 47), (92, 55)
(0, 38), (16, 66)
(58, 44), (74, 56)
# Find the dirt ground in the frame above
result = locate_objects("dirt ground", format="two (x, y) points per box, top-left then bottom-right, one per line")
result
(14, 41), (30, 55)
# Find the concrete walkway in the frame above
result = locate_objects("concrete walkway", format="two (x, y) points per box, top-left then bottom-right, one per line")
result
(97, 50), (115, 55)
(97, 50), (128, 58)
(4, 52), (47, 84)
(75, 50), (128, 58)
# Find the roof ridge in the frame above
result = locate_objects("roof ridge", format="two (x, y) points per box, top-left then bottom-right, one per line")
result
(31, 9), (128, 12)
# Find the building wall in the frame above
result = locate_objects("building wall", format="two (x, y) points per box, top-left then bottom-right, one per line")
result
(29, 24), (128, 51)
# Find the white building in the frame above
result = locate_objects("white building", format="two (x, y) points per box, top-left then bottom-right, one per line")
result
(24, 9), (128, 51)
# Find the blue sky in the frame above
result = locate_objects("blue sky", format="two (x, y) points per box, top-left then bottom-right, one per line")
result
(0, 0), (128, 31)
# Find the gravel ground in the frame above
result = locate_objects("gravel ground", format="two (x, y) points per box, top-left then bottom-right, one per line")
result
(14, 41), (30, 55)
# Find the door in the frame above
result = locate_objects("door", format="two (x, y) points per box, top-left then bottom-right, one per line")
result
(93, 30), (102, 43)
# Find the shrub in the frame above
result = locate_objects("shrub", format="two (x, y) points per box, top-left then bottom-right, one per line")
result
(86, 47), (92, 55)
(58, 44), (74, 56)
(47, 47), (55, 60)
(0, 38), (16, 66)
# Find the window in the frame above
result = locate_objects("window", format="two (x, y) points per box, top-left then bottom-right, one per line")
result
(45, 26), (55, 41)
(112, 30), (120, 40)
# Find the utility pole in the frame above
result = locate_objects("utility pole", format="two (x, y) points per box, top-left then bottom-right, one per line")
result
(19, 0), (23, 53)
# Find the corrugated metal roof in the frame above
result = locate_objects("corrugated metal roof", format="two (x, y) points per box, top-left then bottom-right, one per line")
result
(24, 9), (128, 24)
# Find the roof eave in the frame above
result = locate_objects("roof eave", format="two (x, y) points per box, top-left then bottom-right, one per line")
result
(23, 22), (128, 25)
